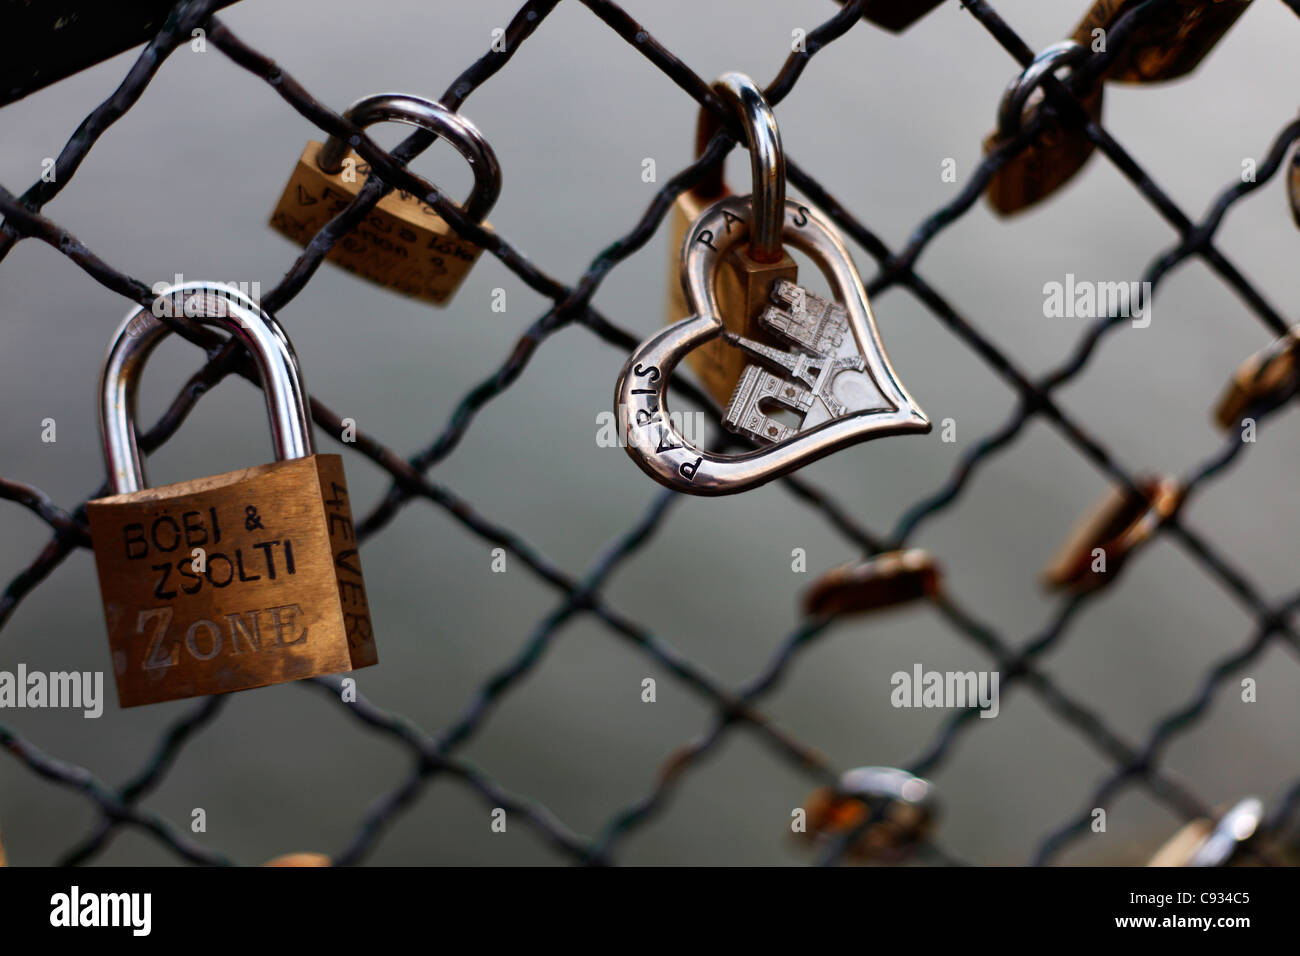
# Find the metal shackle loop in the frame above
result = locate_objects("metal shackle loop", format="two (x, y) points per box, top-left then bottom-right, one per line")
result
(839, 766), (935, 810)
(317, 92), (502, 224)
(100, 282), (314, 496)
(694, 72), (786, 263)
(998, 41), (1091, 138)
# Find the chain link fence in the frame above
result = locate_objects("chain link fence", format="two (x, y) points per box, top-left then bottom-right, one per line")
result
(1, 0), (1298, 865)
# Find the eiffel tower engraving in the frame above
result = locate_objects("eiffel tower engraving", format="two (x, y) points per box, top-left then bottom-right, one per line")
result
(722, 279), (887, 444)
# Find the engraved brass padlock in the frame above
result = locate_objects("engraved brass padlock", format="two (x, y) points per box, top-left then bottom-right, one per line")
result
(270, 93), (501, 306)
(984, 41), (1104, 217)
(666, 74), (798, 407)
(1069, 0), (1251, 84)
(86, 283), (377, 708)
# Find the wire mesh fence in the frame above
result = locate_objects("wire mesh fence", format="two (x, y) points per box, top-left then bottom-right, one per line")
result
(1, 0), (1298, 866)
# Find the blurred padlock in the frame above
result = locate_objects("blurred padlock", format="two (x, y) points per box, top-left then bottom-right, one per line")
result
(1213, 326), (1300, 429)
(270, 93), (501, 306)
(1069, 0), (1251, 84)
(263, 852), (332, 867)
(802, 766), (936, 863)
(666, 74), (799, 406)
(1148, 797), (1263, 866)
(1042, 475), (1183, 593)
(85, 283), (378, 707)
(803, 549), (941, 617)
(984, 41), (1104, 216)
(1147, 817), (1214, 866)
(831, 0), (946, 32)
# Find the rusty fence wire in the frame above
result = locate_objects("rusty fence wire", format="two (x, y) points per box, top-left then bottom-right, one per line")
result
(1, 0), (1299, 866)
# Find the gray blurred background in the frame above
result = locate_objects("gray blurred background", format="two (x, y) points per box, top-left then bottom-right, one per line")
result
(1, 0), (1298, 866)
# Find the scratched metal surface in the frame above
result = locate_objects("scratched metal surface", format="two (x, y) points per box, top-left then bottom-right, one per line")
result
(0, 0), (1298, 865)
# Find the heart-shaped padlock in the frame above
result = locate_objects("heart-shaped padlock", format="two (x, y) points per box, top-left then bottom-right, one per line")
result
(616, 193), (930, 495)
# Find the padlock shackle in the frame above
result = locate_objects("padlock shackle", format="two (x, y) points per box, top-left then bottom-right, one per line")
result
(1187, 797), (1264, 867)
(838, 766), (935, 811)
(99, 283), (314, 495)
(997, 41), (1090, 138)
(317, 93), (502, 224)
(693, 73), (786, 264)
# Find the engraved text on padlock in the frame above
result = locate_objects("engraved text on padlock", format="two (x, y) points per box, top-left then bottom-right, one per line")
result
(269, 94), (500, 306)
(86, 285), (378, 707)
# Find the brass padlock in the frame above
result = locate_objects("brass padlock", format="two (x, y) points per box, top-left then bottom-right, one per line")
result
(1212, 326), (1300, 429)
(270, 93), (501, 306)
(1147, 797), (1263, 866)
(801, 766), (937, 864)
(263, 852), (332, 867)
(86, 283), (378, 708)
(802, 549), (941, 617)
(984, 41), (1104, 216)
(666, 74), (799, 407)
(1041, 475), (1183, 593)
(832, 0), (947, 33)
(1069, 0), (1251, 84)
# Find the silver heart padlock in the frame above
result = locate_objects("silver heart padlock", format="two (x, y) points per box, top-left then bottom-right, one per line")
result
(616, 192), (930, 495)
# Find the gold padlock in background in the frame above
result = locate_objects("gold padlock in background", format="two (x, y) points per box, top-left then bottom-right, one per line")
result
(802, 549), (941, 618)
(800, 766), (937, 864)
(86, 284), (377, 708)
(1041, 474), (1183, 593)
(1070, 0), (1252, 84)
(263, 852), (332, 866)
(1213, 326), (1300, 429)
(270, 93), (501, 306)
(1147, 797), (1265, 866)
(666, 74), (799, 407)
(984, 41), (1104, 217)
